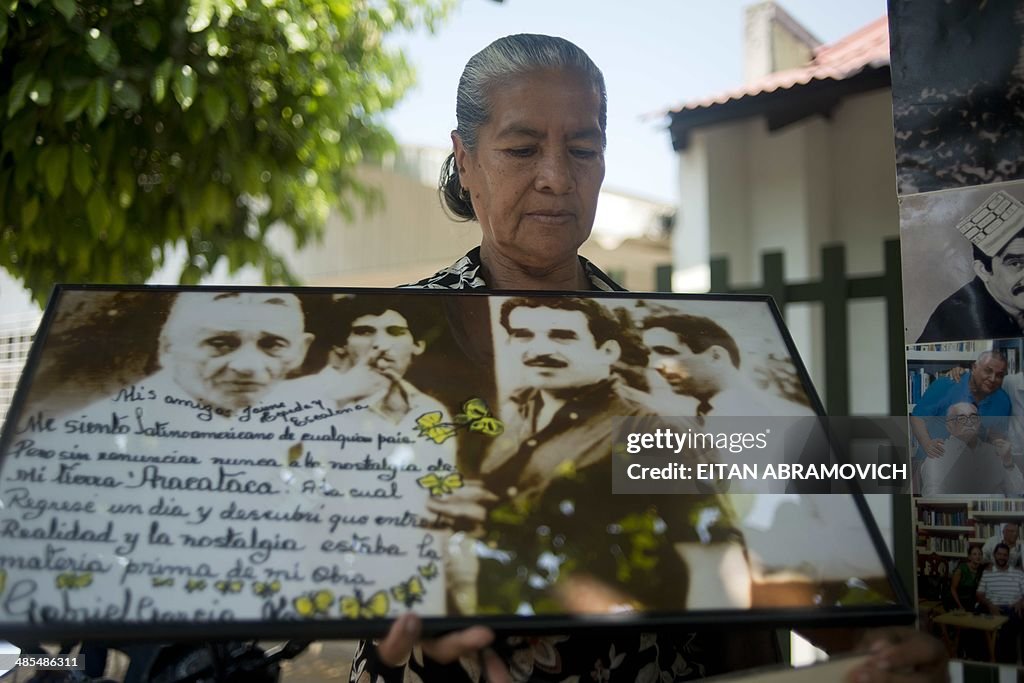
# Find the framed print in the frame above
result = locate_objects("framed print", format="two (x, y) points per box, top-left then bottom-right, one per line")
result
(0, 286), (912, 642)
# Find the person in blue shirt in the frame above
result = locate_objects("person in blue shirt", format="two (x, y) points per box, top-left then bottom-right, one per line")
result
(910, 350), (1010, 463)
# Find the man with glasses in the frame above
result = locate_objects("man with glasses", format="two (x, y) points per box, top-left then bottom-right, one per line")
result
(919, 402), (1023, 495)
(910, 350), (1010, 465)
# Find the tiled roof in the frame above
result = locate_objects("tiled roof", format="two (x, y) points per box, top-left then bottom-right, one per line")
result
(669, 16), (889, 114)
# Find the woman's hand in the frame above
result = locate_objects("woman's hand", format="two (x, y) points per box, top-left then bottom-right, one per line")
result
(376, 612), (511, 682)
(845, 628), (947, 683)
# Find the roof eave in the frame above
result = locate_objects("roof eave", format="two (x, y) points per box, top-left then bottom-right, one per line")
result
(668, 64), (891, 152)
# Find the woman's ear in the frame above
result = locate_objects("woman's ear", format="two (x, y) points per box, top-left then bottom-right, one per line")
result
(452, 131), (470, 189)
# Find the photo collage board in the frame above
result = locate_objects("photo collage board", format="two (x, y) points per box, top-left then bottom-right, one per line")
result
(890, 0), (1024, 668)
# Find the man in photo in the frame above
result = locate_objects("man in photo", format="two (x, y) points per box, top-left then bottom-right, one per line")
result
(482, 298), (658, 484)
(910, 350), (1010, 463)
(918, 403), (1024, 496)
(976, 543), (1024, 663)
(156, 291), (313, 415)
(272, 297), (450, 433)
(74, 291), (314, 425)
(983, 523), (1023, 570)
(918, 193), (1024, 343)
(639, 313), (815, 417)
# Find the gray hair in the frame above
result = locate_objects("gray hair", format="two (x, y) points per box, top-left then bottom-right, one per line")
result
(439, 34), (607, 221)
(975, 349), (1008, 367)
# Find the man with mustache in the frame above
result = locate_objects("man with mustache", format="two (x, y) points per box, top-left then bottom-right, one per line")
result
(910, 350), (1010, 464)
(918, 195), (1024, 343)
(639, 313), (815, 417)
(481, 298), (655, 491)
(975, 543), (1024, 663)
(918, 402), (1024, 496)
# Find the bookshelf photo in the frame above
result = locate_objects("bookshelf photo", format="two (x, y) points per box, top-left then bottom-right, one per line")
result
(914, 498), (1024, 565)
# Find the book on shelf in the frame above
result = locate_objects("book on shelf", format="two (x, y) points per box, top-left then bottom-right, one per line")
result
(973, 500), (1024, 513)
(917, 508), (969, 526)
(908, 341), (987, 353)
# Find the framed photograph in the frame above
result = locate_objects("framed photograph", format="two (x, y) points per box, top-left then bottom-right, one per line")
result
(0, 286), (912, 642)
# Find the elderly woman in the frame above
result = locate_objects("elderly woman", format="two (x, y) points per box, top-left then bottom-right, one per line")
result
(349, 33), (945, 683)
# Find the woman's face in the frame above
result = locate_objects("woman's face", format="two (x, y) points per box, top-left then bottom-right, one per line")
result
(969, 547), (982, 564)
(454, 68), (605, 271)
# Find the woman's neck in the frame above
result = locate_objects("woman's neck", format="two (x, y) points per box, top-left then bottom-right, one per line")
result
(479, 242), (590, 291)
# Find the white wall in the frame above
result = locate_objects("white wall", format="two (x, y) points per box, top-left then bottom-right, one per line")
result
(673, 87), (900, 414)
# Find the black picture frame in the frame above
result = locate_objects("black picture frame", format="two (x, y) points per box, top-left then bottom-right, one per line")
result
(0, 284), (914, 643)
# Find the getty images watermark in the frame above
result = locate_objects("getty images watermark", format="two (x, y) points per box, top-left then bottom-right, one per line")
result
(610, 416), (911, 494)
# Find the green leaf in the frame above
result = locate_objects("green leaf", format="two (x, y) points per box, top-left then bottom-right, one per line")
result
(137, 17), (160, 50)
(201, 87), (228, 129)
(44, 144), (69, 198)
(52, 0), (75, 21)
(0, 13), (8, 52)
(61, 85), (91, 122)
(86, 189), (111, 235)
(28, 78), (52, 105)
(71, 145), (92, 194)
(186, 0), (213, 33)
(87, 79), (110, 127)
(112, 80), (141, 111)
(21, 195), (39, 228)
(86, 30), (113, 66)
(172, 65), (197, 110)
(7, 72), (32, 118)
(151, 58), (173, 104)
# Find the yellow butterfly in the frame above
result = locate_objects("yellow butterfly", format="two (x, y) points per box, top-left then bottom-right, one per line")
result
(456, 398), (504, 437)
(391, 576), (425, 608)
(417, 472), (464, 497)
(0, 569), (6, 595)
(152, 577), (174, 588)
(418, 562), (438, 580)
(339, 590), (390, 619)
(214, 580), (243, 594)
(56, 572), (93, 590)
(415, 411), (458, 444)
(294, 589), (334, 618)
(185, 579), (207, 593)
(287, 442), (303, 466)
(253, 580), (282, 597)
